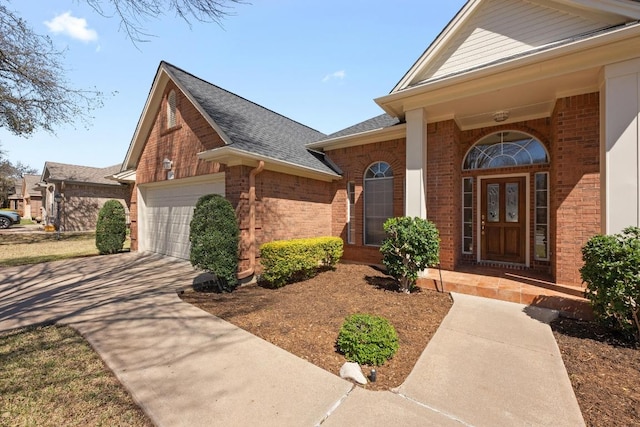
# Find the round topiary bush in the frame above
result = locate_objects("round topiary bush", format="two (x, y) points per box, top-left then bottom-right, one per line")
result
(95, 200), (127, 255)
(337, 313), (399, 366)
(189, 194), (239, 291)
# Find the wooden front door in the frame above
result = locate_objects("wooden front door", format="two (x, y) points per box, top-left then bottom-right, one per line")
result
(481, 177), (526, 264)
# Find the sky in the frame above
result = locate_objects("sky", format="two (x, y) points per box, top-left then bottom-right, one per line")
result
(1, 0), (467, 173)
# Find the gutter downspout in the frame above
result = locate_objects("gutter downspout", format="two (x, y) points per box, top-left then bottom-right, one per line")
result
(237, 161), (265, 280)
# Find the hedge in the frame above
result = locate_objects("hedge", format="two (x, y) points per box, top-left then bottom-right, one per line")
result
(259, 236), (343, 288)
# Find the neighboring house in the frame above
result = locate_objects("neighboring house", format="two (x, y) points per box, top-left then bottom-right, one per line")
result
(19, 174), (44, 221)
(114, 0), (640, 289)
(41, 162), (131, 231)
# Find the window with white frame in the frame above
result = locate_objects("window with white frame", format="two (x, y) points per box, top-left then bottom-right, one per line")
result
(534, 172), (549, 260)
(463, 131), (548, 170)
(364, 162), (393, 246)
(167, 90), (177, 128)
(347, 182), (355, 244)
(462, 177), (473, 253)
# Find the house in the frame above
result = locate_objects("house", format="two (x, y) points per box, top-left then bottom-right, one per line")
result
(19, 174), (44, 221)
(40, 162), (131, 231)
(115, 0), (640, 293)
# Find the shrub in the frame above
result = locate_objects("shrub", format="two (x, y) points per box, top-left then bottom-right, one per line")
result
(580, 226), (640, 341)
(336, 313), (399, 366)
(380, 216), (440, 293)
(95, 200), (127, 255)
(189, 194), (239, 291)
(259, 237), (343, 288)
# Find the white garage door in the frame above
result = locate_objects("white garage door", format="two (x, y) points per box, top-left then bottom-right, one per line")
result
(138, 174), (225, 259)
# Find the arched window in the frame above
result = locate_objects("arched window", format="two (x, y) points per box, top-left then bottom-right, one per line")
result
(364, 161), (393, 245)
(167, 90), (177, 128)
(463, 131), (548, 170)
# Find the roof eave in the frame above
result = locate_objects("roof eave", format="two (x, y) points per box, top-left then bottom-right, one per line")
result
(197, 146), (342, 182)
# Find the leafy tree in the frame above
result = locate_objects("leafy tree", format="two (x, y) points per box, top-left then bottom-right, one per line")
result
(95, 200), (127, 254)
(0, 0), (241, 137)
(380, 216), (440, 293)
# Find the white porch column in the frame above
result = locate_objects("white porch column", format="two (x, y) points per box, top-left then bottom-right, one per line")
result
(405, 108), (427, 219)
(601, 58), (640, 234)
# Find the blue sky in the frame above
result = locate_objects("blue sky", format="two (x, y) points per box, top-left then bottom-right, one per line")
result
(1, 0), (466, 172)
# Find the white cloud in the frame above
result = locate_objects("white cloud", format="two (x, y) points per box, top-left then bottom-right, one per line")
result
(322, 70), (346, 83)
(45, 12), (98, 43)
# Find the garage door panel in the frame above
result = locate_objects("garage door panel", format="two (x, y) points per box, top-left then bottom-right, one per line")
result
(140, 177), (224, 259)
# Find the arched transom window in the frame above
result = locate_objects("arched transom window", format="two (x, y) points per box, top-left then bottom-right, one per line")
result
(463, 131), (548, 170)
(364, 161), (393, 245)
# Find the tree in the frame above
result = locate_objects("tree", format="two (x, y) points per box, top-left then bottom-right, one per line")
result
(0, 0), (240, 138)
(95, 200), (127, 254)
(85, 0), (243, 43)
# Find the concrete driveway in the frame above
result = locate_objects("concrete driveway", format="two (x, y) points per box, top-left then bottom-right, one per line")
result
(0, 253), (354, 426)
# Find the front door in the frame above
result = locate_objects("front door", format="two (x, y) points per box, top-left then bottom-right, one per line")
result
(481, 177), (526, 264)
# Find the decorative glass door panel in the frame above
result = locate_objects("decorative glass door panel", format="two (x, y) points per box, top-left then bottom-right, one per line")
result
(481, 177), (526, 263)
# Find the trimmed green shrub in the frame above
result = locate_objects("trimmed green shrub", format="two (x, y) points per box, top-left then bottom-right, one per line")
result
(380, 216), (440, 293)
(580, 226), (640, 341)
(259, 236), (343, 288)
(95, 200), (127, 255)
(337, 313), (399, 366)
(189, 194), (239, 291)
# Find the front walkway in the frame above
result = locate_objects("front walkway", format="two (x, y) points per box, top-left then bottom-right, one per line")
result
(0, 253), (584, 426)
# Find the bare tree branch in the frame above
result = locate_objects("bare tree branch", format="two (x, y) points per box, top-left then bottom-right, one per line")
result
(0, 4), (103, 137)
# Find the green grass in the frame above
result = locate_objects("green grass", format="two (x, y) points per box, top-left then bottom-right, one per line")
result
(0, 232), (130, 267)
(0, 326), (152, 426)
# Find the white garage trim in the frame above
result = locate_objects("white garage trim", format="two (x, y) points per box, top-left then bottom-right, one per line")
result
(138, 173), (225, 259)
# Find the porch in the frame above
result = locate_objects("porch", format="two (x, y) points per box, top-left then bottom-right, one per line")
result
(418, 266), (592, 320)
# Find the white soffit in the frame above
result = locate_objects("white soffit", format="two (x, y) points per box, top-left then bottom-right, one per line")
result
(394, 0), (638, 92)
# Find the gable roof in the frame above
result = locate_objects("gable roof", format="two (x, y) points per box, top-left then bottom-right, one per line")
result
(42, 162), (123, 186)
(393, 0), (640, 92)
(122, 62), (341, 181)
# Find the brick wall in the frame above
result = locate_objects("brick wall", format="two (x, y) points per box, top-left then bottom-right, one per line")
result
(550, 92), (601, 285)
(135, 83), (224, 186)
(61, 183), (130, 231)
(325, 138), (406, 265)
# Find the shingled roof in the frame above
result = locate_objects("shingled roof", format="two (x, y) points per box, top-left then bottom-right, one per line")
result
(325, 114), (402, 139)
(163, 62), (339, 176)
(42, 162), (123, 186)
(22, 174), (42, 197)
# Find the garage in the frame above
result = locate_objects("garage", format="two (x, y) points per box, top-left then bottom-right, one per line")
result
(138, 174), (225, 259)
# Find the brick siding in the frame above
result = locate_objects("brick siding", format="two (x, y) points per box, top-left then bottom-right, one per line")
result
(550, 92), (601, 285)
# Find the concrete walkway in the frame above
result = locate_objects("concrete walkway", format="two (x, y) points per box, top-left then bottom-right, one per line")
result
(0, 253), (584, 426)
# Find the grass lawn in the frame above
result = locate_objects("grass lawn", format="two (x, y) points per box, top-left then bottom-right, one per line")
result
(0, 232), (130, 267)
(0, 326), (152, 426)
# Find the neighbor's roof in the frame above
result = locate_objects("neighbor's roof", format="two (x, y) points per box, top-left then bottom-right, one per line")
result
(22, 174), (42, 197)
(42, 162), (123, 186)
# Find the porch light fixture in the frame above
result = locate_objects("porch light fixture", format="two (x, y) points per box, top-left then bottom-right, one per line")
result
(162, 158), (173, 170)
(493, 110), (510, 122)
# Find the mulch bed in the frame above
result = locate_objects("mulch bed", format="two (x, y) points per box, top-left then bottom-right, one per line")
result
(180, 263), (452, 390)
(551, 318), (639, 427)
(180, 263), (639, 424)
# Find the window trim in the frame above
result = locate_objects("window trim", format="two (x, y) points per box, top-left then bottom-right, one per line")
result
(462, 177), (473, 254)
(363, 161), (394, 246)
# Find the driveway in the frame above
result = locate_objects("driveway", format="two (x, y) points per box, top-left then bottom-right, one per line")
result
(0, 253), (354, 426)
